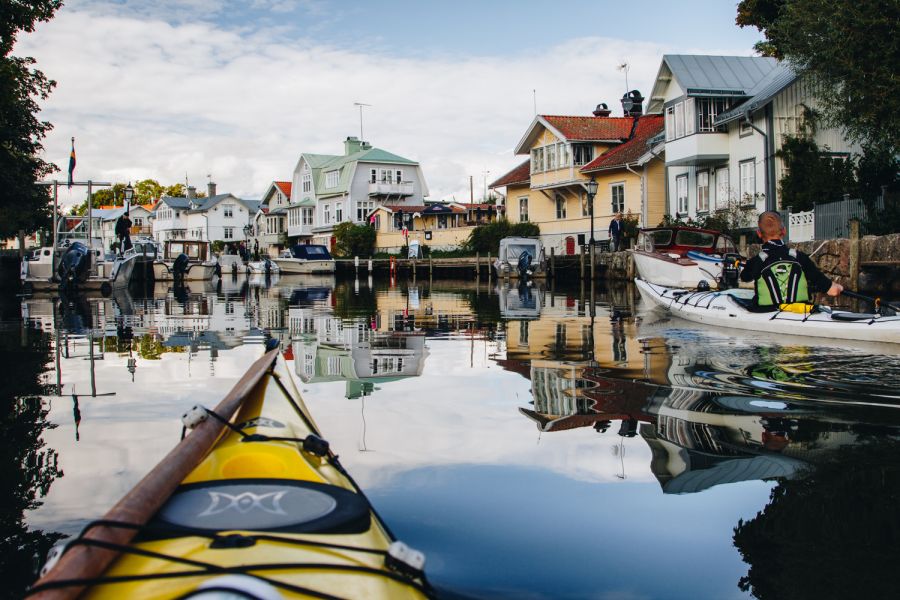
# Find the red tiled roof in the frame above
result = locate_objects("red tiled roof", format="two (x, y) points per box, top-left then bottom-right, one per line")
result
(580, 115), (664, 172)
(275, 181), (291, 196)
(542, 115), (634, 141)
(489, 160), (530, 188)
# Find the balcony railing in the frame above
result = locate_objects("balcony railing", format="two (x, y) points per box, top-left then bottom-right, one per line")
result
(368, 181), (414, 196)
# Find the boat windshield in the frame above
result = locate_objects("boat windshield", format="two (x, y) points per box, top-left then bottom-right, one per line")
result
(505, 244), (536, 261)
(648, 230), (673, 247)
(674, 230), (715, 248)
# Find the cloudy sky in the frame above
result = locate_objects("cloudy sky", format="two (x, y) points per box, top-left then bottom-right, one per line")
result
(18, 0), (762, 206)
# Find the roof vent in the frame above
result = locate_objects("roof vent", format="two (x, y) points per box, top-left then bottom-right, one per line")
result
(621, 90), (644, 117)
(593, 103), (612, 117)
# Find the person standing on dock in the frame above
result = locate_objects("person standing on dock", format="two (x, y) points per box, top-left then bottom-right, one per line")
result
(115, 211), (133, 254)
(608, 213), (624, 252)
(740, 211), (842, 310)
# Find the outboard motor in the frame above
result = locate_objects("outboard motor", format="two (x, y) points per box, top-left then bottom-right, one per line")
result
(264, 258), (272, 276)
(516, 250), (533, 280)
(720, 252), (742, 290)
(57, 241), (91, 288)
(173, 253), (190, 281)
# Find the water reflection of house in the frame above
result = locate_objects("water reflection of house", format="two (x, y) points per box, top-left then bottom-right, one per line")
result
(289, 308), (428, 398)
(372, 286), (479, 333)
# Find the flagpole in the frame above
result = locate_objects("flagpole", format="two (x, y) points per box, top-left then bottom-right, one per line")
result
(52, 181), (58, 275)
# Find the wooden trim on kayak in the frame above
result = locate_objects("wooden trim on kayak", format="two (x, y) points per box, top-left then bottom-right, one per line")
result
(31, 348), (280, 600)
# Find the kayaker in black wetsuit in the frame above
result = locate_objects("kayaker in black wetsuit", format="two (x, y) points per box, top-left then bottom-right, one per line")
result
(740, 211), (842, 311)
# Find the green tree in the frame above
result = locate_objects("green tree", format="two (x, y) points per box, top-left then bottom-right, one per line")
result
(333, 222), (376, 257)
(134, 178), (163, 204)
(464, 218), (540, 255)
(164, 183), (186, 197)
(0, 1), (64, 241)
(776, 135), (856, 212)
(736, 0), (900, 154)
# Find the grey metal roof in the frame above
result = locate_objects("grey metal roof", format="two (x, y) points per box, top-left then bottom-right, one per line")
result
(159, 196), (192, 210)
(664, 55), (780, 96)
(716, 64), (798, 124)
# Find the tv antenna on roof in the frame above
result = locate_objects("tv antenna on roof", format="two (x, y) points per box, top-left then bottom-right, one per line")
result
(617, 62), (630, 93)
(353, 102), (371, 141)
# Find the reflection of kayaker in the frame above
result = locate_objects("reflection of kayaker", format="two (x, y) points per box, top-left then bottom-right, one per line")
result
(747, 347), (814, 383)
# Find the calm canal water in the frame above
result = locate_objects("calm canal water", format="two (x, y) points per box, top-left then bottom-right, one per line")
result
(2, 274), (899, 599)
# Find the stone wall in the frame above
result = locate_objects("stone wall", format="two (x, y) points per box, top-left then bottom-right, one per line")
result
(748, 233), (900, 295)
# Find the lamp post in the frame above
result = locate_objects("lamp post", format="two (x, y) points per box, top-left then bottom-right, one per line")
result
(584, 176), (599, 247)
(123, 183), (134, 212)
(584, 176), (599, 281)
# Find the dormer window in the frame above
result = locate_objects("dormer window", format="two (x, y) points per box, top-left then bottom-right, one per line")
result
(325, 170), (340, 188)
(572, 144), (593, 166)
(302, 173), (312, 193)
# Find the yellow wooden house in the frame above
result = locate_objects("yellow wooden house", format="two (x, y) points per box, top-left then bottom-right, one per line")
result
(369, 202), (500, 254)
(491, 101), (665, 255)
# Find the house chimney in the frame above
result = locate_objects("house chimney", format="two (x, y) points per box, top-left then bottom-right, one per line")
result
(207, 181), (217, 198)
(344, 136), (364, 155)
(187, 185), (196, 199)
(593, 103), (612, 117)
(621, 90), (645, 117)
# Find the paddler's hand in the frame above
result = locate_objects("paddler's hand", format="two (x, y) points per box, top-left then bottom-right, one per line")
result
(827, 282), (844, 297)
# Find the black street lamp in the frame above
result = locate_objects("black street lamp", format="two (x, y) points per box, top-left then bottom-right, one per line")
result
(123, 182), (134, 210)
(584, 176), (599, 247)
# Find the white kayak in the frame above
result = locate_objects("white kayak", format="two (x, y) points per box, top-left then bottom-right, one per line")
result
(636, 278), (900, 344)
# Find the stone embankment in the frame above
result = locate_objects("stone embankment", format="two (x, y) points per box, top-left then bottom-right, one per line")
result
(749, 233), (900, 295)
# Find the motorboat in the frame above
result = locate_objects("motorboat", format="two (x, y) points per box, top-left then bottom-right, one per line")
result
(631, 226), (741, 289)
(274, 244), (336, 274)
(106, 237), (158, 290)
(217, 252), (247, 276)
(153, 240), (218, 281)
(493, 237), (546, 279)
(247, 256), (280, 275)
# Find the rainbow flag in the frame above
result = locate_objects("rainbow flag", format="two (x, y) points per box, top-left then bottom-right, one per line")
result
(67, 137), (76, 189)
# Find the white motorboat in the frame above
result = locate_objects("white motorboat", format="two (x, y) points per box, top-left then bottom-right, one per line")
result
(247, 256), (280, 275)
(636, 278), (900, 344)
(631, 227), (741, 289)
(273, 244), (336, 274)
(493, 237), (546, 279)
(153, 240), (218, 281)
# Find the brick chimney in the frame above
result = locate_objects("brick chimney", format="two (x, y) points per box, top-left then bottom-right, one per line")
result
(207, 181), (217, 198)
(593, 103), (612, 117)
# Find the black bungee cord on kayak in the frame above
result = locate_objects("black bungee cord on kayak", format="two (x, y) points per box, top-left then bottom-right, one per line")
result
(27, 518), (435, 599)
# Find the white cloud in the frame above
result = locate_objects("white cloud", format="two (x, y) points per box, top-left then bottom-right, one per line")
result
(19, 3), (730, 206)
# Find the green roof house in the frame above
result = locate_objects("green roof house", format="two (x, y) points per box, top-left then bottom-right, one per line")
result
(286, 137), (429, 245)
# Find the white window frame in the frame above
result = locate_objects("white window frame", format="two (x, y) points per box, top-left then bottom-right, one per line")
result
(697, 171), (709, 213)
(395, 169), (403, 183)
(581, 191), (590, 217)
(302, 173), (312, 193)
(356, 201), (374, 222)
(684, 98), (696, 136)
(676, 174), (689, 215)
(610, 183), (625, 214)
(224, 227), (234, 240)
(519, 197), (529, 222)
(302, 207), (313, 226)
(335, 202), (343, 223)
(325, 170), (339, 188)
(323, 203), (331, 225)
(223, 205), (233, 218)
(665, 106), (675, 141)
(370, 169), (377, 184)
(740, 160), (756, 205)
(715, 167), (729, 209)
(555, 195), (566, 219)
(674, 101), (685, 138)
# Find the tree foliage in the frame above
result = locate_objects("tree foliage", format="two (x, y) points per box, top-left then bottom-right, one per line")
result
(464, 218), (541, 255)
(333, 222), (376, 257)
(0, 1), (64, 239)
(736, 0), (900, 154)
(776, 135), (856, 212)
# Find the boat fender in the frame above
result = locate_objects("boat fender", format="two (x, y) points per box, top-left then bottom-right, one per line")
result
(181, 405), (209, 429)
(38, 540), (73, 578)
(193, 575), (283, 600)
(386, 540), (426, 577)
(302, 433), (330, 457)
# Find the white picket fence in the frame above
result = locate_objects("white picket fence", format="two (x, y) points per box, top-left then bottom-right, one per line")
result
(788, 210), (815, 243)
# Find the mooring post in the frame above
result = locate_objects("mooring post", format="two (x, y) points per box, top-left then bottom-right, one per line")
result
(476, 252), (480, 280)
(487, 253), (491, 286)
(580, 244), (585, 281)
(849, 218), (860, 311)
(368, 257), (373, 274)
(550, 247), (555, 280)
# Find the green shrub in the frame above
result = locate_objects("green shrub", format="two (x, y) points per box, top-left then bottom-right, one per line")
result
(333, 222), (376, 257)
(464, 218), (540, 254)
